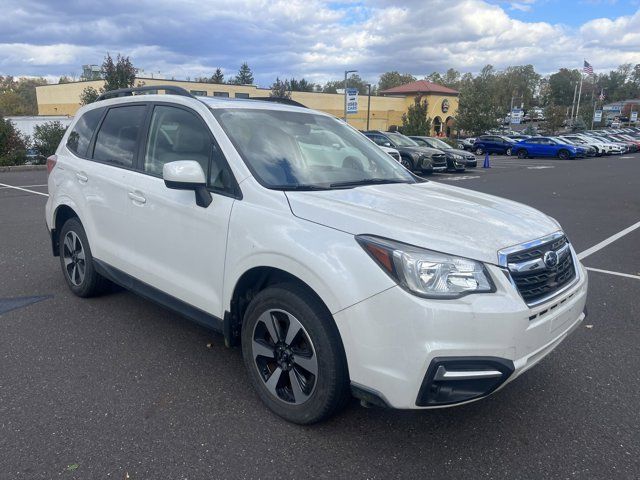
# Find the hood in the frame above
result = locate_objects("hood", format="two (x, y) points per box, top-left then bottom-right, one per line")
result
(286, 182), (560, 265)
(398, 145), (442, 157)
(447, 148), (474, 158)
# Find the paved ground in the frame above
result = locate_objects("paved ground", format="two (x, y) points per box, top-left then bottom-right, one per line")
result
(1, 155), (639, 479)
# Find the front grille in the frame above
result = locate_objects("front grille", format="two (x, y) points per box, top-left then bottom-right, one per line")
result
(506, 235), (576, 305)
(431, 153), (446, 167)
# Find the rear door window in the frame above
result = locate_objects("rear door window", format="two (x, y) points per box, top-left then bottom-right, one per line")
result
(66, 107), (104, 158)
(93, 105), (147, 168)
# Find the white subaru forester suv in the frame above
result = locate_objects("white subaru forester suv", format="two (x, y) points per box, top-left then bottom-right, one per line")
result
(46, 86), (588, 424)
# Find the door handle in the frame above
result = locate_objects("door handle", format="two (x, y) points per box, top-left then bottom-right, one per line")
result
(128, 191), (147, 204)
(76, 172), (88, 183)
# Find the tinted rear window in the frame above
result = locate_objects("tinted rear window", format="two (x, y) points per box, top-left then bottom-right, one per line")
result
(66, 107), (104, 157)
(93, 105), (146, 168)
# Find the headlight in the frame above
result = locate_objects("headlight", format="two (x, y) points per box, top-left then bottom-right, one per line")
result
(356, 235), (494, 298)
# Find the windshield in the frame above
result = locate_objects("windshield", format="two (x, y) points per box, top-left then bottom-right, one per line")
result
(212, 108), (415, 189)
(386, 132), (419, 147)
(426, 137), (452, 149)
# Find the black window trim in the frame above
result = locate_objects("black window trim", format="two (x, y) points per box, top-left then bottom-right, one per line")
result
(88, 102), (151, 172)
(138, 101), (242, 200)
(65, 106), (107, 160)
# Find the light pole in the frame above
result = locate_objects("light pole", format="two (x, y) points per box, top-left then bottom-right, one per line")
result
(366, 83), (372, 130)
(343, 69), (357, 122)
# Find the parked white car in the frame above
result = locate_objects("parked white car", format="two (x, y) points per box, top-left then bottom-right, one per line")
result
(45, 86), (588, 424)
(378, 145), (402, 163)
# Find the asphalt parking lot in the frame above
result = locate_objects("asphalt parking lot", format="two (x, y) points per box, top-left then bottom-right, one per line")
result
(1, 155), (639, 479)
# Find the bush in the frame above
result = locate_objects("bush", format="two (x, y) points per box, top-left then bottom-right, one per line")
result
(0, 116), (28, 166)
(33, 121), (67, 160)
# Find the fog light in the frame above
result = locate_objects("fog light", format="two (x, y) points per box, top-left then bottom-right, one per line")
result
(416, 357), (514, 406)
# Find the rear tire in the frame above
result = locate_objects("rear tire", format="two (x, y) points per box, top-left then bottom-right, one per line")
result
(517, 149), (528, 159)
(59, 218), (109, 297)
(474, 147), (484, 156)
(506, 147), (513, 156)
(241, 283), (350, 424)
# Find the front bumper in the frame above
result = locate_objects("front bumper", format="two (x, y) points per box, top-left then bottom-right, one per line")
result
(336, 260), (588, 409)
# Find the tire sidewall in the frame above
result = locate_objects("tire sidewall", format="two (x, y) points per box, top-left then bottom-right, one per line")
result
(241, 284), (348, 424)
(59, 218), (100, 297)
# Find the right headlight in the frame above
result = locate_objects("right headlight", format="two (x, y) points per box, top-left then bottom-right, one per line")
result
(356, 235), (495, 299)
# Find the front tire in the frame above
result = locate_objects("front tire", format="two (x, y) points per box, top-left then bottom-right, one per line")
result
(241, 283), (350, 424)
(399, 155), (414, 171)
(59, 218), (108, 297)
(474, 147), (484, 156)
(506, 147), (513, 156)
(558, 149), (570, 160)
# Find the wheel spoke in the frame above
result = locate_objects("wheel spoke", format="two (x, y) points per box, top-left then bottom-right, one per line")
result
(264, 367), (283, 395)
(259, 311), (281, 343)
(77, 249), (85, 261)
(284, 315), (303, 345)
(289, 369), (309, 403)
(293, 353), (317, 376)
(63, 256), (74, 267)
(72, 232), (80, 252)
(252, 339), (274, 359)
(71, 265), (78, 284)
(63, 235), (73, 255)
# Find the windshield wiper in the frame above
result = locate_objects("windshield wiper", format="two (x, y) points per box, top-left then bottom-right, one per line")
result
(329, 178), (411, 188)
(270, 184), (331, 191)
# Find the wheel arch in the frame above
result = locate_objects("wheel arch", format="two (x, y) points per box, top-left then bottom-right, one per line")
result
(225, 265), (341, 350)
(51, 203), (81, 256)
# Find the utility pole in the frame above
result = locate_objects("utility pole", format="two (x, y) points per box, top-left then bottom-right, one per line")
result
(575, 73), (584, 123)
(366, 84), (372, 130)
(343, 69), (357, 122)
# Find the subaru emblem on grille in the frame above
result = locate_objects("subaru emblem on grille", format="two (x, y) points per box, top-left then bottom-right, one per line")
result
(543, 250), (559, 268)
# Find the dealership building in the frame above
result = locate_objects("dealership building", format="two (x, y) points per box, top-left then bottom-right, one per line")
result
(35, 78), (459, 135)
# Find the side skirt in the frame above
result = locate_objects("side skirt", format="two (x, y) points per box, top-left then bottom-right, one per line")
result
(93, 259), (225, 334)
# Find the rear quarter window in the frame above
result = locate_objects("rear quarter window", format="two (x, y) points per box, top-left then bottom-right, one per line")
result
(66, 107), (104, 157)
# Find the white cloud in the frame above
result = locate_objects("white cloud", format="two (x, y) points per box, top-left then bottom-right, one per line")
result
(0, 0), (638, 84)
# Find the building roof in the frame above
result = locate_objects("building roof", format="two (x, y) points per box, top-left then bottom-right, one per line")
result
(380, 80), (459, 96)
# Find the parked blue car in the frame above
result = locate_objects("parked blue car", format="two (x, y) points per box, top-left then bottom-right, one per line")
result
(513, 137), (586, 159)
(472, 135), (516, 156)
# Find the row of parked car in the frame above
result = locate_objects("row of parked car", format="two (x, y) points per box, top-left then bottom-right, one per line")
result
(460, 128), (640, 159)
(363, 130), (476, 175)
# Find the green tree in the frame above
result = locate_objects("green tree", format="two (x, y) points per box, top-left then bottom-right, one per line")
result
(32, 121), (67, 159)
(101, 53), (136, 92)
(494, 65), (541, 112)
(211, 68), (225, 84)
(547, 68), (581, 106)
(544, 105), (566, 134)
(0, 76), (48, 115)
(79, 87), (100, 106)
(401, 95), (431, 136)
(233, 63), (254, 85)
(270, 77), (292, 99)
(378, 71), (416, 91)
(289, 78), (314, 92)
(58, 75), (73, 84)
(455, 65), (501, 135)
(323, 73), (369, 95)
(0, 116), (28, 166)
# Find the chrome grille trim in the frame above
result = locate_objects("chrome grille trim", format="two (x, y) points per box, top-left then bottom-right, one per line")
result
(498, 232), (581, 308)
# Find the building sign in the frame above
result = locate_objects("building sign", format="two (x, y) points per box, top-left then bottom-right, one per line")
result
(510, 108), (523, 125)
(346, 88), (358, 114)
(603, 105), (622, 112)
(441, 99), (450, 113)
(593, 110), (603, 122)
(631, 111), (638, 122)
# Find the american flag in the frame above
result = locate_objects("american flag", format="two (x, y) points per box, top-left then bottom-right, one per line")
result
(583, 60), (594, 75)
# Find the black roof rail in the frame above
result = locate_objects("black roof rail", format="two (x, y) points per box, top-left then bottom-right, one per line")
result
(96, 85), (195, 102)
(251, 97), (307, 108)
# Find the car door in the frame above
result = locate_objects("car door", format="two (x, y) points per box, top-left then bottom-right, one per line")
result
(538, 138), (556, 157)
(80, 103), (148, 272)
(125, 103), (239, 318)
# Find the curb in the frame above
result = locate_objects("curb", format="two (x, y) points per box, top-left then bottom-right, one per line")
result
(0, 164), (47, 173)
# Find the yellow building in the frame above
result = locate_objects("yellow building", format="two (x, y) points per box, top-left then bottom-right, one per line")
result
(36, 77), (458, 135)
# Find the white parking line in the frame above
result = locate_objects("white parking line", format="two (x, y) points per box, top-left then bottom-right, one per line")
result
(0, 184), (47, 190)
(578, 220), (640, 260)
(586, 267), (640, 281)
(0, 182), (49, 197)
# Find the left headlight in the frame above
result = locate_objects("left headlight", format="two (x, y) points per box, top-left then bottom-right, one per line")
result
(356, 235), (495, 299)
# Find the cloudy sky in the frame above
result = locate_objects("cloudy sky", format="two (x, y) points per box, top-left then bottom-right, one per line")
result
(1, 0), (639, 86)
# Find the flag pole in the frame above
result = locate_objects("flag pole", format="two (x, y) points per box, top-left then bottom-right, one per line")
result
(575, 71), (584, 124)
(570, 82), (578, 123)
